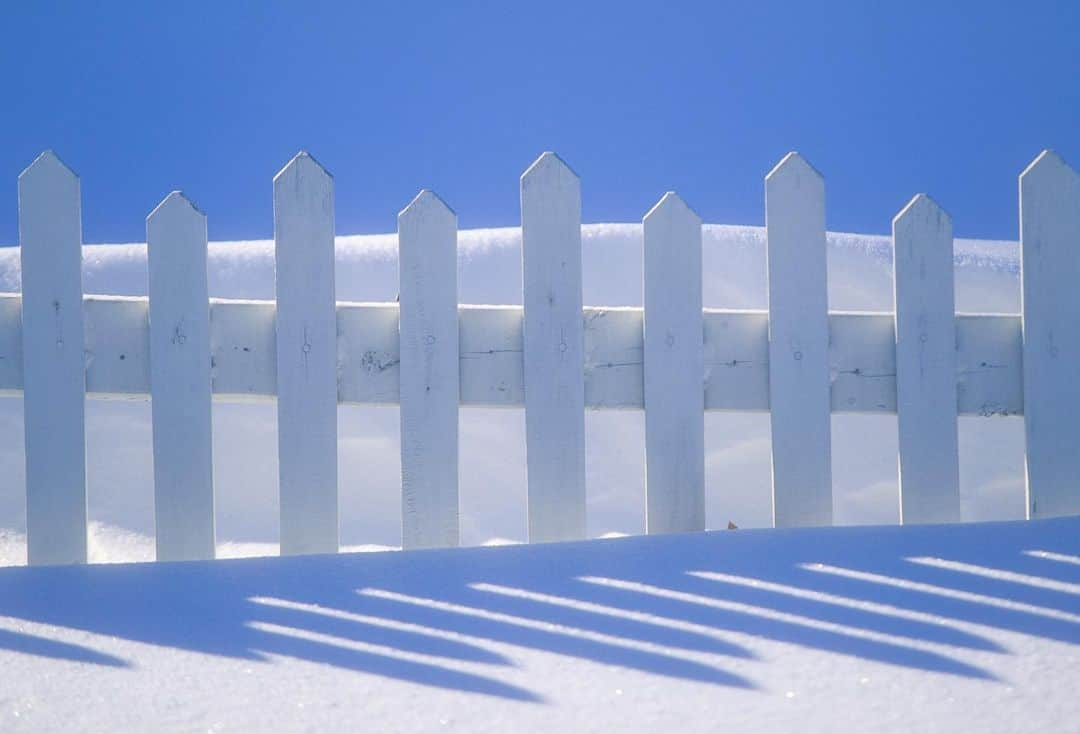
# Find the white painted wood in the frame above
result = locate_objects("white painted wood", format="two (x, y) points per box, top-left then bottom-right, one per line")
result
(584, 308), (643, 408)
(955, 314), (1022, 416)
(520, 152), (586, 542)
(765, 152), (832, 528)
(273, 152), (338, 555)
(704, 310), (769, 411)
(17, 151), (87, 565)
(336, 303), (400, 404)
(1019, 150), (1080, 519)
(0, 296), (1026, 416)
(398, 191), (459, 549)
(0, 297), (22, 391)
(892, 194), (960, 524)
(829, 313), (896, 413)
(147, 192), (215, 560)
(642, 193), (705, 534)
(460, 305), (523, 405)
(83, 296), (149, 394)
(211, 300), (277, 399)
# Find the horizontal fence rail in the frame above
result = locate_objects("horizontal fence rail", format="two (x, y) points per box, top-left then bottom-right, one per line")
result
(0, 298), (1027, 414)
(7, 148), (1080, 566)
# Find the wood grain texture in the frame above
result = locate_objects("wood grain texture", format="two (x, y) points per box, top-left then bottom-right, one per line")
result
(274, 152), (339, 555)
(398, 191), (459, 549)
(18, 151), (88, 566)
(643, 193), (705, 534)
(0, 298), (1026, 417)
(765, 153), (832, 528)
(147, 192), (216, 560)
(892, 194), (960, 524)
(520, 152), (586, 542)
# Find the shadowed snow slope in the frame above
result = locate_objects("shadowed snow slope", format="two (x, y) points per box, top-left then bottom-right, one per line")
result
(0, 226), (1028, 561)
(0, 517), (1076, 732)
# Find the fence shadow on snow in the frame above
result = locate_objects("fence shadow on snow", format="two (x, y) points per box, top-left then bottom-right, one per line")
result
(0, 517), (1076, 701)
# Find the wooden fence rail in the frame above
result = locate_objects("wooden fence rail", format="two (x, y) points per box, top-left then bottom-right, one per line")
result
(7, 148), (1080, 565)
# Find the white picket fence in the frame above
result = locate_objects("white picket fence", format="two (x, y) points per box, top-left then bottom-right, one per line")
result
(6, 149), (1080, 565)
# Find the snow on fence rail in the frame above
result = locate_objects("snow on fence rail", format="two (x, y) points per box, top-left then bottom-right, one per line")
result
(6, 149), (1080, 565)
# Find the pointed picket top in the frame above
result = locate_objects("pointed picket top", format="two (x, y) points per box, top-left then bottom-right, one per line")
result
(893, 192), (950, 228)
(18, 150), (78, 184)
(1020, 149), (1078, 188)
(273, 146), (338, 555)
(1019, 147), (1080, 519)
(765, 151), (824, 186)
(519, 147), (585, 542)
(399, 188), (457, 221)
(644, 191), (701, 226)
(273, 150), (333, 184)
(642, 188), (705, 534)
(521, 151), (579, 185)
(18, 146), (87, 566)
(148, 190), (205, 223)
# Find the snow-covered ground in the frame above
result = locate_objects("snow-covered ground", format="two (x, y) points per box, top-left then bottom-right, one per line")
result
(0, 224), (1029, 561)
(0, 225), (1075, 732)
(1, 517), (1077, 732)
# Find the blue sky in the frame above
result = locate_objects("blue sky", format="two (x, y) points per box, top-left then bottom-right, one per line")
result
(2, 1), (1078, 244)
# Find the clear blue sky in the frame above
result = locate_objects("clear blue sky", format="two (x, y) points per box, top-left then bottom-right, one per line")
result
(2, 1), (1078, 244)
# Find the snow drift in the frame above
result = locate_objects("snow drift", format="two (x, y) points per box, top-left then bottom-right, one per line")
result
(0, 516), (1076, 732)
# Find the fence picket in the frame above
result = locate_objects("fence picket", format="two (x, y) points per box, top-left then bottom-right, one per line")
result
(520, 152), (586, 542)
(9, 147), (1080, 566)
(1019, 150), (1080, 519)
(765, 152), (832, 527)
(274, 152), (339, 555)
(892, 194), (960, 523)
(643, 193), (705, 533)
(147, 192), (215, 560)
(18, 151), (88, 566)
(398, 191), (460, 549)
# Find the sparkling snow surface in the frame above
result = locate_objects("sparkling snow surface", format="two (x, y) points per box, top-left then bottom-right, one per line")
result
(0, 518), (1077, 732)
(0, 225), (1028, 561)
